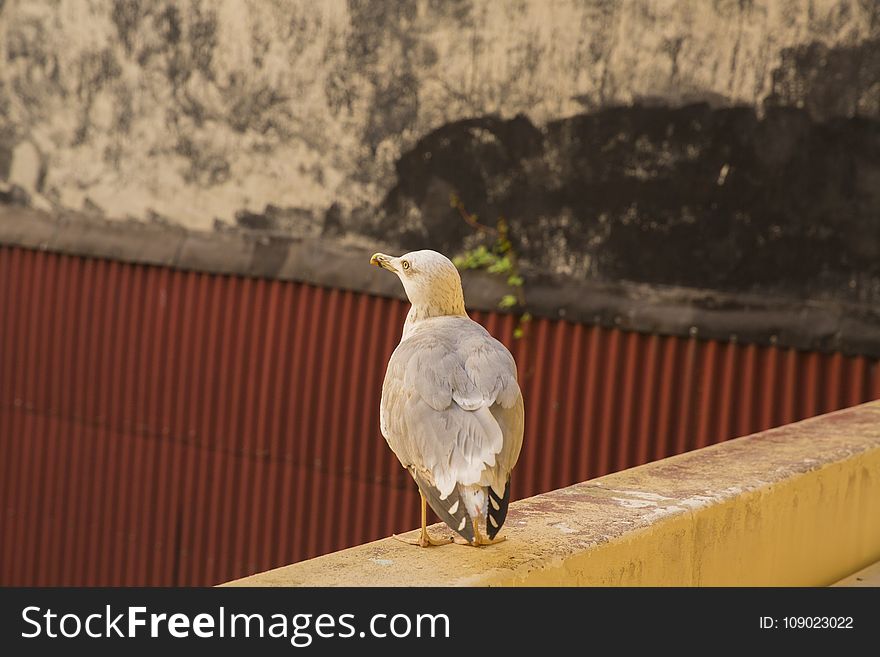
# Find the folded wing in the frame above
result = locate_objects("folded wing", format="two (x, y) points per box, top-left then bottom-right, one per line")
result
(380, 318), (524, 538)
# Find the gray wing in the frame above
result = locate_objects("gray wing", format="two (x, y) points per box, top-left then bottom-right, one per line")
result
(379, 318), (524, 536)
(484, 393), (524, 537)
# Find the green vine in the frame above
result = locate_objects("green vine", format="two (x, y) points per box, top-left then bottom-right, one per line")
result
(449, 193), (531, 339)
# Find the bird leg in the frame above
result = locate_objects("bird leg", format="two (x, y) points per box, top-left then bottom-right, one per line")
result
(455, 518), (507, 547)
(392, 492), (453, 547)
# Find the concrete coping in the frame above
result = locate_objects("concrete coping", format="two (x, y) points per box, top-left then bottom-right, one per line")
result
(832, 559), (880, 586)
(223, 401), (880, 586)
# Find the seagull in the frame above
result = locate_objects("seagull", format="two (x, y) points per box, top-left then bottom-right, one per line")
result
(370, 249), (524, 547)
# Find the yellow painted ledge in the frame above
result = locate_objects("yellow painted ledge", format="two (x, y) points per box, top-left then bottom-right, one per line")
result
(832, 559), (880, 586)
(224, 401), (880, 587)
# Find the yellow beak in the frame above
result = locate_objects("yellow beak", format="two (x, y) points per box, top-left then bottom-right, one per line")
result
(370, 253), (393, 270)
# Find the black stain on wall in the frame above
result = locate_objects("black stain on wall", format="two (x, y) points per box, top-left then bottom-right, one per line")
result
(767, 38), (880, 121)
(347, 0), (421, 155)
(372, 103), (880, 307)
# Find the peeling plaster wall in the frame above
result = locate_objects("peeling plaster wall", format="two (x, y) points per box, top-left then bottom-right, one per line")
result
(0, 0), (878, 316)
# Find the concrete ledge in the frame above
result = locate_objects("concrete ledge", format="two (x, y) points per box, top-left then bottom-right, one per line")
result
(224, 401), (880, 586)
(833, 559), (880, 587)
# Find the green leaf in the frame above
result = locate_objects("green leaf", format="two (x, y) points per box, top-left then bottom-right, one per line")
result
(513, 327), (524, 339)
(453, 245), (501, 271)
(521, 312), (532, 323)
(507, 274), (523, 287)
(487, 256), (512, 274)
(499, 294), (517, 309)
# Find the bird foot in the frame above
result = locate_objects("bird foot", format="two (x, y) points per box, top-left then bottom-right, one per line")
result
(454, 534), (507, 547)
(392, 532), (453, 548)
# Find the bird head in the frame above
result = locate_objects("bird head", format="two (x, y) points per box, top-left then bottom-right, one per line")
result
(370, 250), (466, 317)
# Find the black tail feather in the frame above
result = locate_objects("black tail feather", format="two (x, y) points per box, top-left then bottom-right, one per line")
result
(409, 469), (474, 543)
(486, 480), (511, 539)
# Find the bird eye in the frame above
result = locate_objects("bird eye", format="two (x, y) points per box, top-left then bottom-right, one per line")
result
(402, 261), (410, 270)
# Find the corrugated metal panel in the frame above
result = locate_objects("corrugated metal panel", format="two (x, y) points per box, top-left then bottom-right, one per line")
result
(1, 245), (878, 585)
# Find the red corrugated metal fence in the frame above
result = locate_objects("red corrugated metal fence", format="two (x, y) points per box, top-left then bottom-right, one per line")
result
(1, 246), (878, 585)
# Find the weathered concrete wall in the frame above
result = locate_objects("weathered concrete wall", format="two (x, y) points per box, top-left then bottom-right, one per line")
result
(1, 0), (876, 226)
(1, 0), (879, 332)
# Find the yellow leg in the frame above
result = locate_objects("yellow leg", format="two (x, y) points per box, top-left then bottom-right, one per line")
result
(456, 517), (507, 547)
(392, 492), (453, 547)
